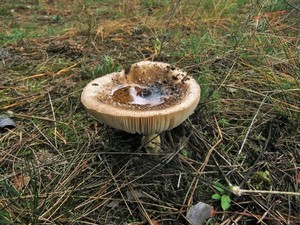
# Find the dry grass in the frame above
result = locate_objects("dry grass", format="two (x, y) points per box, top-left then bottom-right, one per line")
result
(0, 0), (299, 224)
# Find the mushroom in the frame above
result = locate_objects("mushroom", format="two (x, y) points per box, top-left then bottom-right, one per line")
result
(81, 61), (200, 155)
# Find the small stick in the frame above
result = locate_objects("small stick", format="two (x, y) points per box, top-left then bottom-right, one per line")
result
(15, 113), (68, 125)
(54, 62), (81, 77)
(48, 93), (58, 148)
(15, 72), (51, 82)
(238, 95), (268, 154)
(177, 172), (182, 188)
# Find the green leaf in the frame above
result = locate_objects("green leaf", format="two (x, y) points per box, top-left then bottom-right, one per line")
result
(212, 193), (221, 200)
(181, 149), (191, 158)
(221, 195), (231, 211)
(212, 183), (225, 194)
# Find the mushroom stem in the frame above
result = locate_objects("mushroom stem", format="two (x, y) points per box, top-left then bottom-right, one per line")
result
(142, 134), (161, 155)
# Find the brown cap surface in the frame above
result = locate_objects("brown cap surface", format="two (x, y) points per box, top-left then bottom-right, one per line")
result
(81, 61), (200, 134)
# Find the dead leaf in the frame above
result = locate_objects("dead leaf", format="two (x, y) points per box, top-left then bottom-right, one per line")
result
(106, 200), (120, 208)
(253, 10), (287, 22)
(53, 130), (67, 144)
(297, 173), (300, 184)
(79, 160), (89, 172)
(150, 219), (160, 225)
(126, 189), (147, 201)
(11, 174), (30, 190)
(226, 85), (238, 93)
(36, 150), (54, 164)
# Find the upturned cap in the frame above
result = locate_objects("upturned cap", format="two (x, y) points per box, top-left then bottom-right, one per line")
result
(81, 61), (200, 134)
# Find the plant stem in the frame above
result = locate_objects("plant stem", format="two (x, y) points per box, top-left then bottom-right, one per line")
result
(240, 189), (300, 196)
(231, 186), (300, 197)
(142, 134), (161, 155)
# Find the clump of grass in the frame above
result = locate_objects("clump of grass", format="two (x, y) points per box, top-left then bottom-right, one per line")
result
(83, 55), (122, 79)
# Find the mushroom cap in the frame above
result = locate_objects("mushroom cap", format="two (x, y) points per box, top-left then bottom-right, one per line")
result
(81, 61), (200, 134)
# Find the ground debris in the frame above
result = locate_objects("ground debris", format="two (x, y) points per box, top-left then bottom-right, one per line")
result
(186, 202), (214, 225)
(0, 48), (10, 60)
(0, 114), (16, 131)
(46, 40), (83, 57)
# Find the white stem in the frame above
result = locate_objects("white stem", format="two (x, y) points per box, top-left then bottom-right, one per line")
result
(240, 189), (300, 196)
(142, 134), (161, 155)
(231, 185), (300, 197)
